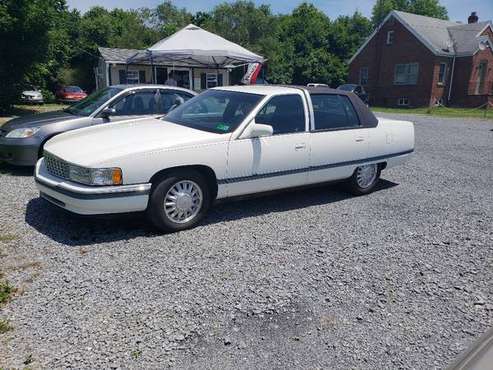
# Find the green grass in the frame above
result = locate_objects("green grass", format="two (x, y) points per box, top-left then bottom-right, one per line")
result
(0, 319), (13, 334)
(0, 234), (18, 243)
(0, 103), (67, 126)
(0, 279), (15, 306)
(372, 106), (493, 120)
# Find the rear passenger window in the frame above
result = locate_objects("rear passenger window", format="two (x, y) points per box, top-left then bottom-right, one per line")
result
(311, 94), (360, 130)
(255, 94), (305, 135)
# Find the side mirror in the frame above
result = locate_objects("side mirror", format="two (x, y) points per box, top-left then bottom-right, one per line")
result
(242, 122), (273, 139)
(168, 97), (184, 113)
(100, 107), (116, 119)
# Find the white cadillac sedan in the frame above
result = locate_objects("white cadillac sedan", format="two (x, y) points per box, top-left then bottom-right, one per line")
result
(35, 85), (414, 232)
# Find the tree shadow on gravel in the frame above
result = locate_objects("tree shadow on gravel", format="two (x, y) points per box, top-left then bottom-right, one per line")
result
(0, 163), (34, 177)
(25, 179), (398, 247)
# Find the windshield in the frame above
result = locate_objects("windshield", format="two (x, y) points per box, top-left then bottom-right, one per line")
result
(65, 86), (83, 93)
(164, 90), (263, 134)
(338, 84), (356, 91)
(65, 87), (122, 116)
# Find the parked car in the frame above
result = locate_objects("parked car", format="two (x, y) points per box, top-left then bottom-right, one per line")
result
(20, 85), (44, 104)
(337, 84), (369, 105)
(0, 85), (196, 166)
(55, 86), (87, 103)
(34, 85), (414, 232)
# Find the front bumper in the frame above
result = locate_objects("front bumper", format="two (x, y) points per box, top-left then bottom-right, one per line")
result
(21, 97), (44, 104)
(34, 158), (151, 215)
(0, 136), (41, 166)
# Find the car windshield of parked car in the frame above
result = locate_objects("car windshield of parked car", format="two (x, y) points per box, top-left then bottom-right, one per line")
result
(65, 87), (123, 116)
(338, 84), (357, 91)
(65, 86), (83, 93)
(164, 89), (263, 134)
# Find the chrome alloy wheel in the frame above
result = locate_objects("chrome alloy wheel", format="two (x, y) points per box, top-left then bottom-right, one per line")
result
(164, 180), (203, 224)
(356, 164), (378, 189)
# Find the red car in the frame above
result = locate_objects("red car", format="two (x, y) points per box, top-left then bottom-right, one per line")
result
(56, 86), (87, 103)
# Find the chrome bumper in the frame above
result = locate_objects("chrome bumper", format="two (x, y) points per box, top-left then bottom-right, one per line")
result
(35, 158), (151, 215)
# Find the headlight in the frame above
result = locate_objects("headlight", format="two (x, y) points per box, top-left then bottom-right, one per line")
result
(5, 127), (41, 138)
(68, 164), (122, 186)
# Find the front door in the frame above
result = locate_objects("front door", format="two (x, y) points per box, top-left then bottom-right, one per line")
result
(173, 70), (191, 89)
(308, 94), (369, 184)
(226, 93), (310, 197)
(156, 68), (168, 84)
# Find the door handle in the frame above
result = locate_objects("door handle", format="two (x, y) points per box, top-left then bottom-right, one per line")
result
(295, 143), (306, 150)
(355, 137), (365, 142)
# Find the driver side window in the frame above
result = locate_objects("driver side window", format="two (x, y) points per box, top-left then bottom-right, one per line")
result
(111, 90), (159, 116)
(255, 94), (306, 135)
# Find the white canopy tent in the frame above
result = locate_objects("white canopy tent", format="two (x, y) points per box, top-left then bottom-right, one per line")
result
(127, 24), (265, 72)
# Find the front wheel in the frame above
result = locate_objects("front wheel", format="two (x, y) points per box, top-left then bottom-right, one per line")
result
(147, 170), (211, 232)
(347, 163), (380, 195)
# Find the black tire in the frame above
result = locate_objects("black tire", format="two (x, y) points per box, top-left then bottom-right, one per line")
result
(347, 163), (381, 196)
(146, 169), (211, 233)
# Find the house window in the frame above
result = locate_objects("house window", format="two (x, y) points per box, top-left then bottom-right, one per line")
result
(386, 31), (394, 45)
(200, 73), (224, 89)
(476, 61), (488, 94)
(438, 63), (447, 85)
(397, 97), (409, 106)
(126, 70), (139, 84)
(394, 63), (419, 85)
(206, 73), (218, 88)
(359, 67), (369, 85)
(119, 70), (141, 84)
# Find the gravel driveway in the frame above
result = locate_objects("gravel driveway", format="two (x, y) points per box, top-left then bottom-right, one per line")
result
(0, 114), (492, 369)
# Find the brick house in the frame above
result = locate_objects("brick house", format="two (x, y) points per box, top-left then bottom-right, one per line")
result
(348, 11), (493, 107)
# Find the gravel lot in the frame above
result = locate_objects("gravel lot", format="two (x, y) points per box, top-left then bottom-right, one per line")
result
(0, 113), (492, 369)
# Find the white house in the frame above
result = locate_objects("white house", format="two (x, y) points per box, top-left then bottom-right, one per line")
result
(95, 24), (265, 91)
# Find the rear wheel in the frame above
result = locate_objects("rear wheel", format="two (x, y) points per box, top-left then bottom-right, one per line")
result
(347, 163), (380, 195)
(147, 170), (211, 232)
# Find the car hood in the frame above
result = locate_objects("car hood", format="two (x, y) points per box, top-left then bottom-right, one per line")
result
(44, 117), (226, 167)
(2, 110), (77, 130)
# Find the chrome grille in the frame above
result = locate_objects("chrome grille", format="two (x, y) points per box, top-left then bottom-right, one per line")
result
(44, 153), (70, 180)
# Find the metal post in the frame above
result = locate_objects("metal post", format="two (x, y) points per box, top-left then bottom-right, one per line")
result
(150, 53), (155, 84)
(191, 67), (195, 90)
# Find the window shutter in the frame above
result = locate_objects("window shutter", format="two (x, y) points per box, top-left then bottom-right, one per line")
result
(119, 70), (127, 84)
(218, 73), (223, 86)
(139, 70), (146, 83)
(200, 73), (206, 90)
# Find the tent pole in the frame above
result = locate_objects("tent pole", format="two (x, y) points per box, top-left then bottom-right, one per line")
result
(191, 67), (195, 90)
(150, 52), (155, 84)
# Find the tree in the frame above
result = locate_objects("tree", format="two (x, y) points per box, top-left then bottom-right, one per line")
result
(328, 12), (372, 61)
(0, 0), (68, 111)
(70, 7), (162, 91)
(371, 0), (448, 27)
(202, 1), (276, 52)
(408, 0), (448, 20)
(200, 1), (281, 84)
(275, 2), (344, 86)
(149, 1), (193, 38)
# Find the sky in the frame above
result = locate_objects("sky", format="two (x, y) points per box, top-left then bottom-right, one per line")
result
(66, 0), (493, 23)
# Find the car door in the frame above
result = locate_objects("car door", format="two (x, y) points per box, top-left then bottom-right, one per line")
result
(226, 93), (310, 197)
(308, 93), (370, 184)
(98, 89), (162, 123)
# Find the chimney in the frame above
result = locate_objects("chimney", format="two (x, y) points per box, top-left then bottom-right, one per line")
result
(468, 12), (478, 24)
